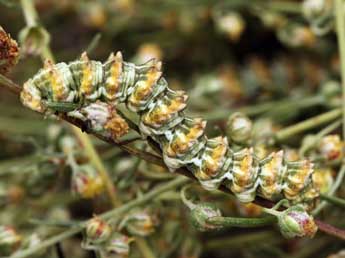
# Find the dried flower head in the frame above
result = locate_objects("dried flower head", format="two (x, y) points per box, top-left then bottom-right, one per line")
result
(278, 23), (316, 48)
(85, 217), (112, 244)
(79, 2), (107, 29)
(71, 165), (104, 199)
(226, 112), (252, 144)
(104, 111), (129, 140)
(105, 232), (133, 256)
(0, 26), (19, 74)
(135, 43), (163, 64)
(190, 203), (222, 232)
(312, 167), (334, 193)
(318, 135), (343, 161)
(277, 205), (317, 238)
(122, 209), (159, 236)
(216, 12), (246, 42)
(0, 226), (21, 256)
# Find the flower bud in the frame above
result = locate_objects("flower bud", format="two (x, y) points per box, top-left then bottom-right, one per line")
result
(312, 167), (334, 193)
(190, 203), (222, 232)
(321, 80), (341, 100)
(134, 43), (163, 64)
(277, 205), (317, 238)
(79, 2), (107, 29)
(105, 232), (133, 256)
(71, 165), (104, 199)
(85, 217), (112, 244)
(216, 12), (246, 42)
(122, 210), (158, 236)
(318, 135), (343, 161)
(226, 112), (252, 144)
(303, 0), (329, 20)
(0, 226), (21, 256)
(302, 0), (333, 35)
(18, 26), (50, 56)
(277, 23), (316, 48)
(0, 26), (19, 74)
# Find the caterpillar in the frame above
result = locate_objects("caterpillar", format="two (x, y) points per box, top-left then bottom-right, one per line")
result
(20, 51), (320, 208)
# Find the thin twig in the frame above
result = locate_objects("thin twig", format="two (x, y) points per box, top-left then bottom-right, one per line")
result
(335, 0), (345, 138)
(274, 109), (342, 142)
(9, 177), (189, 258)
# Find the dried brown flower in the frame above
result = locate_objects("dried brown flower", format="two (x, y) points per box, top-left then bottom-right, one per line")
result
(0, 26), (19, 74)
(105, 109), (129, 140)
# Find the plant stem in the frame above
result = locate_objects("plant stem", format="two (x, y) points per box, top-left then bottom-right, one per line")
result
(198, 95), (323, 121)
(20, 0), (38, 27)
(207, 216), (276, 228)
(10, 177), (189, 258)
(86, 33), (102, 54)
(335, 0), (345, 138)
(135, 238), (156, 258)
(274, 108), (342, 142)
(320, 194), (345, 208)
(0, 73), (21, 94)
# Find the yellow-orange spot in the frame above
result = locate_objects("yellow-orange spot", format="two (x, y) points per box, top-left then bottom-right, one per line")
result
(144, 94), (187, 125)
(106, 59), (122, 96)
(167, 120), (205, 156)
(203, 143), (227, 176)
(80, 62), (93, 96)
(236, 154), (252, 186)
(48, 70), (65, 101)
(130, 67), (161, 105)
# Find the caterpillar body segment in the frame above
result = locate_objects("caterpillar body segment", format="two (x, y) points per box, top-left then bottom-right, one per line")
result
(20, 51), (320, 208)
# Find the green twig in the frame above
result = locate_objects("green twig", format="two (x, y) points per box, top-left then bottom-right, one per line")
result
(85, 33), (102, 54)
(320, 194), (345, 209)
(10, 177), (189, 258)
(274, 109), (342, 142)
(335, 0), (345, 138)
(207, 216), (276, 228)
(0, 73), (21, 94)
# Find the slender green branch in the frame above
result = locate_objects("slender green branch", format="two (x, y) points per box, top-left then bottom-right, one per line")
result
(86, 33), (102, 54)
(0, 73), (21, 94)
(20, 0), (38, 26)
(207, 216), (276, 228)
(274, 109), (342, 142)
(335, 0), (345, 138)
(196, 95), (324, 121)
(10, 177), (189, 258)
(320, 194), (345, 208)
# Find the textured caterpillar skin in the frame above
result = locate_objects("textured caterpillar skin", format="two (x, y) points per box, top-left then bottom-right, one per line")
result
(20, 52), (320, 207)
